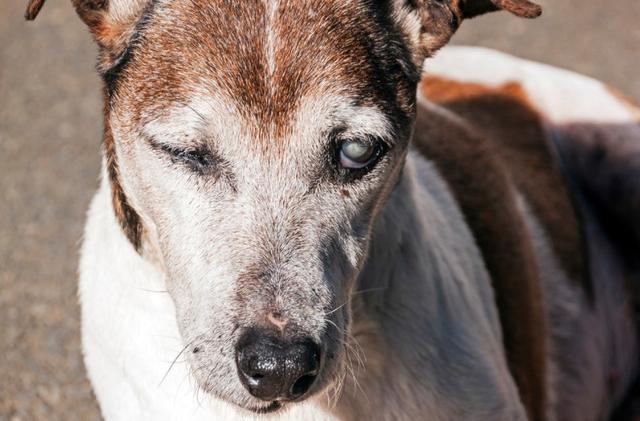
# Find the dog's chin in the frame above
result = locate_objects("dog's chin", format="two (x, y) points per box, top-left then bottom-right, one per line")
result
(226, 382), (324, 415)
(245, 400), (284, 414)
(222, 395), (292, 417)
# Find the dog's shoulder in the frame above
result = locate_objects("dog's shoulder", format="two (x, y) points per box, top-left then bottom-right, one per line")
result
(414, 46), (640, 419)
(412, 47), (612, 420)
(419, 45), (640, 280)
(417, 69), (588, 288)
(412, 74), (552, 420)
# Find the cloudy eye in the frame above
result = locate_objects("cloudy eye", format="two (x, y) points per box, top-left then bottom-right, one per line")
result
(339, 140), (379, 169)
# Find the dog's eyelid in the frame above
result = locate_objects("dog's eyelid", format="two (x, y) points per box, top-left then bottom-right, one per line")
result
(330, 130), (393, 149)
(147, 137), (220, 172)
(144, 130), (208, 150)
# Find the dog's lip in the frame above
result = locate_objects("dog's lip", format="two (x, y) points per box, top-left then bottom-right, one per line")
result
(245, 393), (311, 414)
(244, 385), (324, 414)
(247, 400), (283, 414)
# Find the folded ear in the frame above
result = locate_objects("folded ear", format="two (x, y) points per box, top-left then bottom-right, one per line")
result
(25, 0), (149, 70)
(460, 0), (542, 19)
(392, 0), (541, 68)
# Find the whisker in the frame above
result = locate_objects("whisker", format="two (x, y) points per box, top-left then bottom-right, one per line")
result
(159, 339), (195, 386)
(186, 104), (207, 123)
(323, 316), (368, 404)
(352, 286), (388, 296)
(324, 300), (349, 316)
(324, 286), (388, 316)
(188, 365), (207, 408)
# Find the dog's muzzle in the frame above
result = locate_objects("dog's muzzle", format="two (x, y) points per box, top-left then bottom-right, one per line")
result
(235, 329), (321, 402)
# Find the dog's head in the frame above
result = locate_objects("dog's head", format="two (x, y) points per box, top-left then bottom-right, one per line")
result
(27, 0), (539, 413)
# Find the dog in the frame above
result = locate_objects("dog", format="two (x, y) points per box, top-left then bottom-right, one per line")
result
(25, 0), (640, 419)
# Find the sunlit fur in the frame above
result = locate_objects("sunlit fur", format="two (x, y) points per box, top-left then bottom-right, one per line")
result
(49, 0), (639, 418)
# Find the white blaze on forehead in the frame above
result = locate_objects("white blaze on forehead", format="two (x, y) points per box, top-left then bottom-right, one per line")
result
(264, 0), (277, 80)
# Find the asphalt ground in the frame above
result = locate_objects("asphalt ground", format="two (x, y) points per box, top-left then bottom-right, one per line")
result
(1, 0), (638, 419)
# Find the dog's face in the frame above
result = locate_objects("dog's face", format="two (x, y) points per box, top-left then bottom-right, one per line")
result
(27, 0), (540, 413)
(110, 1), (416, 411)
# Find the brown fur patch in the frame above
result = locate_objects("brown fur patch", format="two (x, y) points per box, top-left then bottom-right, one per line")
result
(102, 92), (143, 251)
(421, 76), (589, 291)
(413, 109), (548, 421)
(114, 0), (416, 147)
(414, 75), (591, 421)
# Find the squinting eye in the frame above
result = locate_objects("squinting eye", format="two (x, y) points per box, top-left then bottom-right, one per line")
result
(159, 144), (217, 173)
(339, 140), (378, 169)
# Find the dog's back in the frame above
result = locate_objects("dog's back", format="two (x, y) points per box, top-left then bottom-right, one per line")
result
(418, 46), (640, 420)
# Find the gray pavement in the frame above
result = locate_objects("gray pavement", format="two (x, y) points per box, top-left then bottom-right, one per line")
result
(1, 0), (638, 419)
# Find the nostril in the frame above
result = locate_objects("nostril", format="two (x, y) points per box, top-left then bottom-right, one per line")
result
(290, 374), (317, 399)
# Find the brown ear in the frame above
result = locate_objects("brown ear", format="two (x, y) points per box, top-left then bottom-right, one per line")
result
(460, 0), (541, 19)
(25, 0), (109, 24)
(24, 0), (47, 20)
(391, 0), (540, 68)
(25, 0), (148, 70)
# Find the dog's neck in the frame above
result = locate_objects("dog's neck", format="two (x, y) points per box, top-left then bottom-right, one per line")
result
(329, 148), (523, 419)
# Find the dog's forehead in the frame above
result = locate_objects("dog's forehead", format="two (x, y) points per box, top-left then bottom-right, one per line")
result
(116, 0), (390, 136)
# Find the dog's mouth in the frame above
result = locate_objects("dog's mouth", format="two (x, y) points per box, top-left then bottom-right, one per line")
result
(248, 400), (283, 414)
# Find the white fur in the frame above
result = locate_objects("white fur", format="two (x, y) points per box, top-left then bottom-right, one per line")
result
(80, 169), (338, 421)
(424, 46), (636, 124)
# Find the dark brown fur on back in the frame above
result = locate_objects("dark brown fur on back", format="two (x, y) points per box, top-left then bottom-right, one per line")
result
(421, 76), (589, 291)
(414, 76), (592, 421)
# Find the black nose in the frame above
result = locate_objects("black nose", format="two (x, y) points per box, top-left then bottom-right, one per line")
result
(235, 330), (321, 401)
